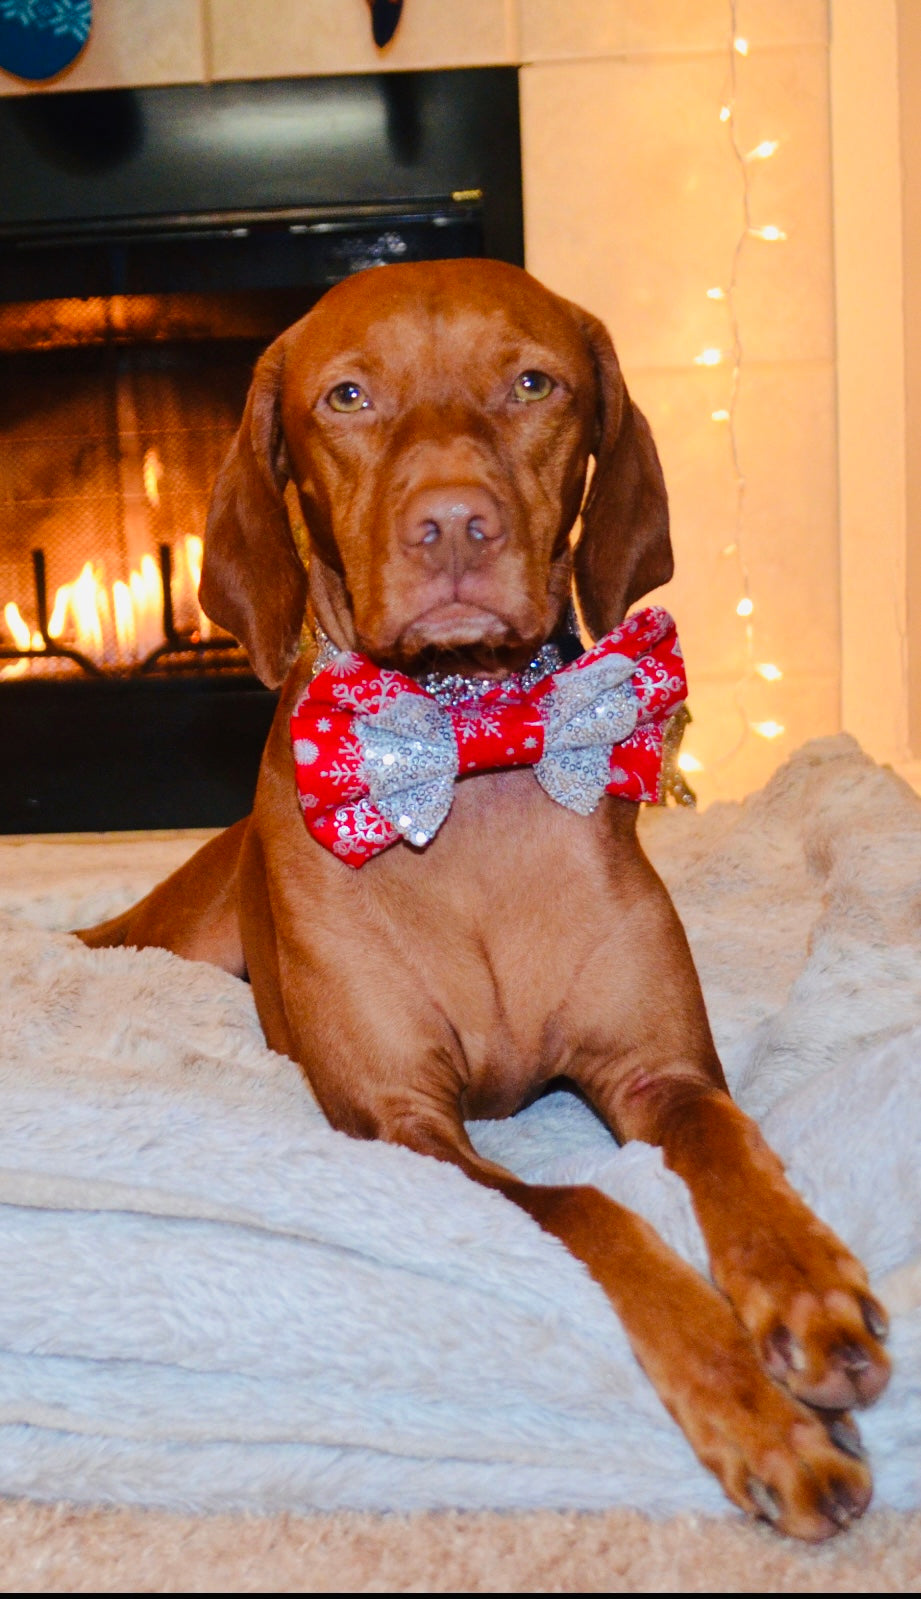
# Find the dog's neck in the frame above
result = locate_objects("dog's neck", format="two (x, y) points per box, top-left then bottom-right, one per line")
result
(308, 610), (585, 707)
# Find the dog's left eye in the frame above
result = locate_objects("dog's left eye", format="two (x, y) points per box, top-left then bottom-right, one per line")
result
(327, 382), (371, 413)
(511, 370), (555, 404)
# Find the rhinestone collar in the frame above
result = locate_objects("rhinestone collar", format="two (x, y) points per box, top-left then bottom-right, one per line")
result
(309, 616), (583, 707)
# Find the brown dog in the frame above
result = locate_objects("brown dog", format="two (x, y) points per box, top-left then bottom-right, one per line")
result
(79, 259), (890, 1539)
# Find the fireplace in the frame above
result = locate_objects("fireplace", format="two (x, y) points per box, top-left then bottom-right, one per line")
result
(0, 68), (523, 832)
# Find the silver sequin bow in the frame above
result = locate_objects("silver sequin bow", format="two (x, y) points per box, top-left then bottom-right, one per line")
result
(356, 653), (639, 847)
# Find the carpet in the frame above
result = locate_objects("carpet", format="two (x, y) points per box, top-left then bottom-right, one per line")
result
(0, 735), (919, 1581)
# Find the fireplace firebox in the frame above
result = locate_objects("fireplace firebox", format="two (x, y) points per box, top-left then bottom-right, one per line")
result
(0, 69), (523, 832)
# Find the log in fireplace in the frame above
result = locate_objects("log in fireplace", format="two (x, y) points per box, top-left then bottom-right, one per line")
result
(0, 68), (523, 831)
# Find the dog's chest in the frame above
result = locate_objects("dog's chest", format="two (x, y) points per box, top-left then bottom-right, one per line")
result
(353, 772), (651, 1108)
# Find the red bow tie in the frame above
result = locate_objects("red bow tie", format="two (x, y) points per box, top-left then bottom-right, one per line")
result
(291, 606), (686, 866)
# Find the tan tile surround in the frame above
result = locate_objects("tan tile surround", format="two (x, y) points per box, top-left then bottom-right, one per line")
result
(0, 0), (844, 803)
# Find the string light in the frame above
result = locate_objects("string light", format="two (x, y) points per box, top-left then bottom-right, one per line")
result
(681, 2), (789, 784)
(747, 139), (779, 162)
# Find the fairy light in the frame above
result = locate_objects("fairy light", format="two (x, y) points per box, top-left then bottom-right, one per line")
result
(682, 2), (789, 783)
(747, 139), (779, 162)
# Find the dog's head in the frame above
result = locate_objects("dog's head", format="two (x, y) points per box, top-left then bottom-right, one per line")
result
(201, 259), (672, 687)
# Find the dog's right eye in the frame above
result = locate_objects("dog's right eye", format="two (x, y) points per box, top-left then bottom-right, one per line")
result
(511, 370), (555, 404)
(327, 382), (371, 413)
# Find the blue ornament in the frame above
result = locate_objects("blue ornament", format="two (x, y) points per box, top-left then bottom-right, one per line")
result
(0, 0), (92, 84)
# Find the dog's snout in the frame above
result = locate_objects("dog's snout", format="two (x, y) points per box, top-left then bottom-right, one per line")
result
(399, 484), (506, 572)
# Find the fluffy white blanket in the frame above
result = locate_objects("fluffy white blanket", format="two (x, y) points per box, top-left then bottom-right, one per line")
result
(0, 735), (919, 1519)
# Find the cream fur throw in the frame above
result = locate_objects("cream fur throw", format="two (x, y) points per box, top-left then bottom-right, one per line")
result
(0, 734), (919, 1519)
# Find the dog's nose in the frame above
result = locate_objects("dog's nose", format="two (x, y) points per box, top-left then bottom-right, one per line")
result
(399, 484), (506, 574)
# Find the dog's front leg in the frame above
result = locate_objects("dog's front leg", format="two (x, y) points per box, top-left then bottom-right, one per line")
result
(376, 1102), (874, 1542)
(609, 1077), (891, 1413)
(570, 863), (891, 1420)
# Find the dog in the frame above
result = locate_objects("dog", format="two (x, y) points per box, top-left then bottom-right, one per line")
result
(79, 258), (890, 1539)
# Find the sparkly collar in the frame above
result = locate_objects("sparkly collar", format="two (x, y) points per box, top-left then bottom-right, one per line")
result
(309, 614), (584, 708)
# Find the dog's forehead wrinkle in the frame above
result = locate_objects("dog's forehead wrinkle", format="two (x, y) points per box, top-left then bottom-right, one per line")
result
(309, 348), (373, 384)
(304, 294), (583, 398)
(426, 308), (584, 391)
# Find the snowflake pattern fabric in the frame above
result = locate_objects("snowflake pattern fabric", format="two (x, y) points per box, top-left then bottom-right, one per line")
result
(0, 0), (89, 34)
(290, 607), (686, 866)
(0, 0), (90, 81)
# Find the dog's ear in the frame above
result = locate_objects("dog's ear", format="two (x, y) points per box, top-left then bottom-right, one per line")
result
(199, 333), (308, 688)
(570, 308), (672, 638)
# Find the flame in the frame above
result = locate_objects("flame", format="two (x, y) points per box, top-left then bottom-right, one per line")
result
(3, 602), (33, 652)
(71, 562), (105, 658)
(47, 584), (70, 639)
(1, 601), (46, 679)
(129, 555), (164, 660)
(2, 541), (213, 674)
(142, 447), (163, 508)
(3, 441), (215, 673)
(112, 580), (136, 659)
(182, 534), (211, 640)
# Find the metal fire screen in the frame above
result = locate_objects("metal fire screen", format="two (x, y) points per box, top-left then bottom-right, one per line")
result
(0, 288), (312, 677)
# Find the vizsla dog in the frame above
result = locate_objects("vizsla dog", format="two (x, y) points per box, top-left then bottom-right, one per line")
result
(79, 259), (890, 1539)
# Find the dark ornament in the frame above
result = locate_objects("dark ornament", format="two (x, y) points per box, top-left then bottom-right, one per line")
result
(367, 0), (404, 49)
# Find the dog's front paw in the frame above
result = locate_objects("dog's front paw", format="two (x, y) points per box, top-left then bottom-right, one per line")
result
(646, 1265), (875, 1542)
(729, 1403), (873, 1543)
(714, 1196), (890, 1411)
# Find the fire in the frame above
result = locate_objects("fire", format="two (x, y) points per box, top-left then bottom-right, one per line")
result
(142, 447), (163, 509)
(1, 601), (43, 679)
(1, 535), (211, 677)
(181, 533), (211, 640)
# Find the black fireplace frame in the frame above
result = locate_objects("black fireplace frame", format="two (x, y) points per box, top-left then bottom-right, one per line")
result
(0, 68), (524, 833)
(0, 69), (523, 299)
